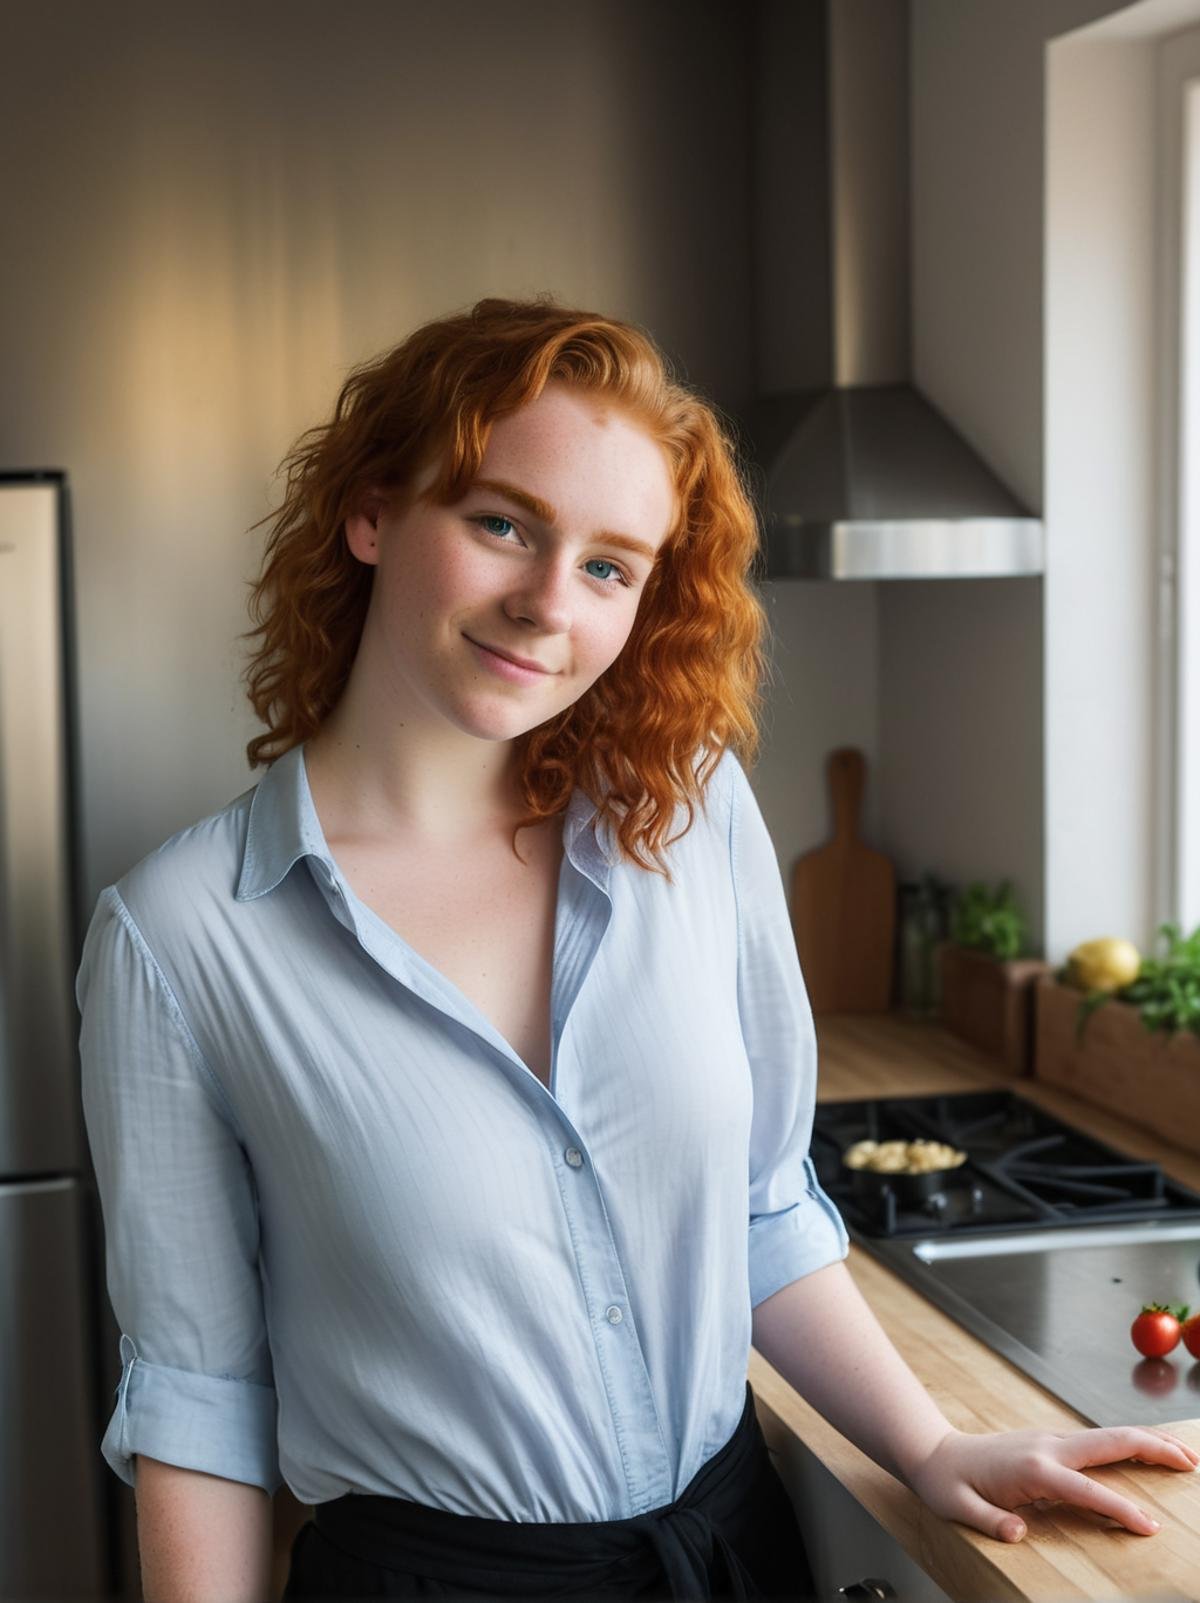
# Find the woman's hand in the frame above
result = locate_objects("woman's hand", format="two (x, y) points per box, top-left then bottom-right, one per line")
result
(751, 1264), (1200, 1547)
(906, 1424), (1200, 1543)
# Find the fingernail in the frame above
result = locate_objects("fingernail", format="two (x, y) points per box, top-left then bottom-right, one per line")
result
(1145, 1514), (1161, 1531)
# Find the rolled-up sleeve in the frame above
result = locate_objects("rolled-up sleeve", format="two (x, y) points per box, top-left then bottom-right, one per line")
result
(728, 756), (850, 1308)
(76, 885), (281, 1494)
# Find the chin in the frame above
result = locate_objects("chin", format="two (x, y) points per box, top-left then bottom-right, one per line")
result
(452, 705), (553, 742)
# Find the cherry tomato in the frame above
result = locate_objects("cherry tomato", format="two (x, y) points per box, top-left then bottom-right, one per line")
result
(1131, 1303), (1187, 1358)
(1182, 1311), (1200, 1360)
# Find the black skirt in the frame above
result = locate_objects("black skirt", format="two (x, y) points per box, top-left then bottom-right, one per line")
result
(281, 1381), (817, 1601)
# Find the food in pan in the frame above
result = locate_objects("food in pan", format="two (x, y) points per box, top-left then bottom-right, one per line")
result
(841, 1137), (968, 1175)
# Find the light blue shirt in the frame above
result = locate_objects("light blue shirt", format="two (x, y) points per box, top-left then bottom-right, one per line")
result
(76, 740), (848, 1516)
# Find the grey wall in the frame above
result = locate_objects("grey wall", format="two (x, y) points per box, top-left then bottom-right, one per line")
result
(744, 0), (883, 880)
(17, 0), (1189, 965)
(1, 0), (754, 903)
(751, 0), (1150, 957)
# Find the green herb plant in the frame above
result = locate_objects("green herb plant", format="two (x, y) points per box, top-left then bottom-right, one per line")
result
(1067, 921), (1200, 1043)
(949, 880), (1027, 962)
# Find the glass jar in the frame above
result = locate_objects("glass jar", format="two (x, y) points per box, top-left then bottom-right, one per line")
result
(898, 872), (954, 1017)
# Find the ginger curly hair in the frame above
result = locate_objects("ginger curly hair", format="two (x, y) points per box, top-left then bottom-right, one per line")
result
(239, 293), (772, 882)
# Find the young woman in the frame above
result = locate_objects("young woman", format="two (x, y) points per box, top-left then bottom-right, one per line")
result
(78, 296), (1198, 1603)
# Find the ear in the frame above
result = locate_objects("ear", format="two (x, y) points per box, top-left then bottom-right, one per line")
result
(344, 487), (390, 567)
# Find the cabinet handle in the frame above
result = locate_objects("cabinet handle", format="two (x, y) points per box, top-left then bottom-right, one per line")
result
(838, 1580), (897, 1600)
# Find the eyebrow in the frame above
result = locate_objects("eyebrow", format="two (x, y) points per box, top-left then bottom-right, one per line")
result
(468, 477), (662, 564)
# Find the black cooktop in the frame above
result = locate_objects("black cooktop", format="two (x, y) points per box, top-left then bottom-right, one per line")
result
(811, 1088), (1200, 1239)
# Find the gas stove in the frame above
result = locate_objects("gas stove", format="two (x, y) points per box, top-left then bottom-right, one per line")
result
(812, 1089), (1200, 1426)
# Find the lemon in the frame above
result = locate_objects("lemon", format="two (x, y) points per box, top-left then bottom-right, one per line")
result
(1065, 937), (1142, 993)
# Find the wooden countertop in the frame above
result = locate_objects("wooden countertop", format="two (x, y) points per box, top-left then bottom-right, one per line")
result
(748, 1011), (1200, 1603)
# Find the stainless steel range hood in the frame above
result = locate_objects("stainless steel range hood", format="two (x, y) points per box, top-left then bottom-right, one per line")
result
(742, 0), (1043, 581)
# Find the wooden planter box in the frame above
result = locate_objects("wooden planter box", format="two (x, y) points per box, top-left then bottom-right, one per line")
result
(1034, 974), (1200, 1153)
(937, 943), (1053, 1075)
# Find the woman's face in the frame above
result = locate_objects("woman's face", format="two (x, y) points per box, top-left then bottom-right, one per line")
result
(344, 381), (678, 746)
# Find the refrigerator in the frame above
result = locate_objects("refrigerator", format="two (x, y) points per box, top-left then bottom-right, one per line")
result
(0, 470), (112, 1597)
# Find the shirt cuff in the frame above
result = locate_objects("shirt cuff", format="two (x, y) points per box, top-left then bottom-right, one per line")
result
(101, 1333), (282, 1496)
(748, 1158), (850, 1308)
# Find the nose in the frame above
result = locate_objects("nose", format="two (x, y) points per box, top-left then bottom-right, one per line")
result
(503, 554), (575, 635)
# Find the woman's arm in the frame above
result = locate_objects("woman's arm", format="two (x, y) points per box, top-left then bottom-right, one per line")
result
(751, 1258), (1199, 1542)
(135, 1455), (274, 1603)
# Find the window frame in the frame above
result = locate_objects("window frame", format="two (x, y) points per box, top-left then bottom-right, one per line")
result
(1155, 25), (1200, 933)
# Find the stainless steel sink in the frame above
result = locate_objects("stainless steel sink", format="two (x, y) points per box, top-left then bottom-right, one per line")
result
(867, 1221), (1200, 1426)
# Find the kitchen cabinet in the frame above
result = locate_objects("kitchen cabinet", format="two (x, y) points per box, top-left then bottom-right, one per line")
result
(756, 1405), (952, 1603)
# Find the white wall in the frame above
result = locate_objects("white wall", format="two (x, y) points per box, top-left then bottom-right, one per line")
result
(0, 0), (755, 905)
(907, 0), (1199, 958)
(1045, 29), (1160, 957)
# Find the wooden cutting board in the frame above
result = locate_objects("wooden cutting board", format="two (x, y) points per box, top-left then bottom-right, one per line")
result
(790, 747), (895, 1014)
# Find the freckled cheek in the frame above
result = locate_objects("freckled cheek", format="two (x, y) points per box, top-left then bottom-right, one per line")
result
(384, 546), (487, 620)
(444, 548), (518, 612)
(430, 543), (479, 590)
(572, 618), (638, 682)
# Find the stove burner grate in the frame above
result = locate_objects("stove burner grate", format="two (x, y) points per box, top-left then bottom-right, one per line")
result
(812, 1088), (1200, 1239)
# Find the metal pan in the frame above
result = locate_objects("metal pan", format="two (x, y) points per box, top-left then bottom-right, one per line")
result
(841, 1145), (968, 1207)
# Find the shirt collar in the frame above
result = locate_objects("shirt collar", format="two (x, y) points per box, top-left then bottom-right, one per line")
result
(235, 740), (613, 903)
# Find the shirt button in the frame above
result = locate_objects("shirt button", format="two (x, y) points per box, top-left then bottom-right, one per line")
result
(565, 1147), (583, 1167)
(605, 1305), (623, 1324)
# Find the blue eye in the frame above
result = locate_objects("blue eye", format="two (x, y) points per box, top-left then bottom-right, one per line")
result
(470, 515), (632, 590)
(584, 557), (630, 588)
(477, 514), (517, 538)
